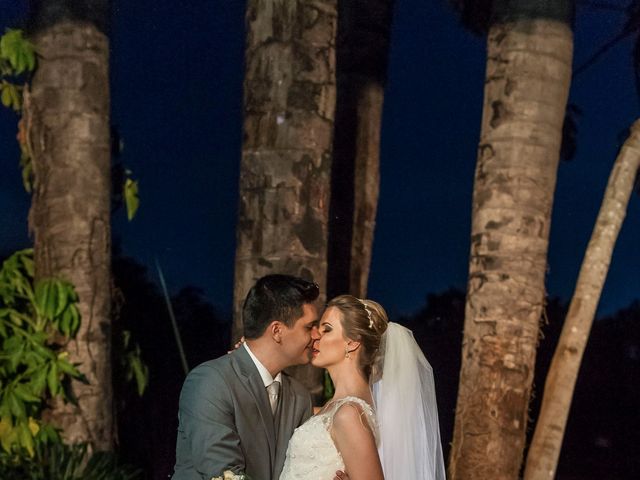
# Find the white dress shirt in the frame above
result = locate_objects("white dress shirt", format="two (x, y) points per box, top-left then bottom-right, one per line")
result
(243, 343), (282, 387)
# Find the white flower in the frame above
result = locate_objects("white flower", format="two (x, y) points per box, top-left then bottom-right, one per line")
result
(211, 471), (248, 480)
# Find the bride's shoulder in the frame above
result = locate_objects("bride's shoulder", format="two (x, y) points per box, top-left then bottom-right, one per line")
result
(330, 397), (377, 435)
(332, 400), (367, 422)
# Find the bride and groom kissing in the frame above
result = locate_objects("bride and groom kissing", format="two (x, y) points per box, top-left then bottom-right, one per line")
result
(172, 274), (446, 480)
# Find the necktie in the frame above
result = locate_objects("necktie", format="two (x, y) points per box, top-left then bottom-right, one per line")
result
(266, 380), (280, 414)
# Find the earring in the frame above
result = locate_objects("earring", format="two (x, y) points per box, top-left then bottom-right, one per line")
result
(345, 344), (350, 359)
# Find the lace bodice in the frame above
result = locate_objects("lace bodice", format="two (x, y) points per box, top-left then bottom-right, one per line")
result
(279, 396), (377, 480)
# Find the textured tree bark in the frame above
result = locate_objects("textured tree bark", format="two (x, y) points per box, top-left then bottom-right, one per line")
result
(524, 121), (640, 480)
(449, 12), (573, 480)
(327, 0), (393, 300)
(233, 0), (337, 400)
(26, 20), (113, 450)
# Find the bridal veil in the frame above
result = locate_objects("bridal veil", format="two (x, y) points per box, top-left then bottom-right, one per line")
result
(371, 322), (446, 480)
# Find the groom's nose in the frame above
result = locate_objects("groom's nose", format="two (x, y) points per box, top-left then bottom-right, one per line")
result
(311, 325), (320, 340)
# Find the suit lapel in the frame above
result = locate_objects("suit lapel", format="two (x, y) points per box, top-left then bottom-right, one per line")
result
(232, 348), (276, 464)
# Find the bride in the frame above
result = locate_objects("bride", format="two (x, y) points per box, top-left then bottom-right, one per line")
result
(279, 295), (446, 480)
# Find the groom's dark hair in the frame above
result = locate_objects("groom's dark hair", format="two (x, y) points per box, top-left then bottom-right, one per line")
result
(242, 274), (320, 339)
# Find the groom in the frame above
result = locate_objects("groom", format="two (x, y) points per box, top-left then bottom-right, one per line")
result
(172, 274), (322, 480)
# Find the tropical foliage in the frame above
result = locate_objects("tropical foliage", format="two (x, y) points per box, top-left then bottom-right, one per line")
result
(0, 247), (147, 475)
(0, 29), (34, 111)
(0, 249), (83, 455)
(0, 28), (35, 192)
(0, 442), (141, 479)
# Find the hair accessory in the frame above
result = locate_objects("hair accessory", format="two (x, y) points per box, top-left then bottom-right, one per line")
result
(358, 298), (374, 329)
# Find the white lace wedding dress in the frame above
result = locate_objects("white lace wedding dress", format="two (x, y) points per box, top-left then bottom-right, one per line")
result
(279, 396), (377, 480)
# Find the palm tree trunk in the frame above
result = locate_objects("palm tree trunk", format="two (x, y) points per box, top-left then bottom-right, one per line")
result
(449, 8), (573, 479)
(25, 8), (112, 449)
(233, 0), (337, 400)
(524, 120), (640, 480)
(327, 0), (393, 299)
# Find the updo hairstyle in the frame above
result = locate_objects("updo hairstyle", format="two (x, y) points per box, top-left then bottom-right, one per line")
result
(326, 295), (389, 380)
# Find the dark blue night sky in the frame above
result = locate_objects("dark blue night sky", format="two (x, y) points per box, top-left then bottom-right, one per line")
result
(1, 0), (638, 319)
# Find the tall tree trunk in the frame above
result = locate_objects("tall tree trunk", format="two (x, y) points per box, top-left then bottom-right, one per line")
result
(524, 121), (640, 480)
(449, 4), (573, 478)
(327, 0), (394, 300)
(233, 0), (337, 400)
(25, 1), (112, 449)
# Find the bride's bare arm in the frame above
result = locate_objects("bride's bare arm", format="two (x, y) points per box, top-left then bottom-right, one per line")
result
(331, 404), (384, 480)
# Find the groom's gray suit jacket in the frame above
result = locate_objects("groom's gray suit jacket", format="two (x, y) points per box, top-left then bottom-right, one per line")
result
(172, 347), (313, 480)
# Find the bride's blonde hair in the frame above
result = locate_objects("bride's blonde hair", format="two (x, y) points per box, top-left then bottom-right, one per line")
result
(326, 295), (389, 380)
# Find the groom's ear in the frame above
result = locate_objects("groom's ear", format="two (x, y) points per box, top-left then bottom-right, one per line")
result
(270, 321), (284, 343)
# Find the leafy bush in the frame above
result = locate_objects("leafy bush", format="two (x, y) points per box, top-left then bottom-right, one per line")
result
(0, 442), (141, 480)
(0, 249), (84, 455)
(0, 28), (36, 192)
(0, 28), (35, 111)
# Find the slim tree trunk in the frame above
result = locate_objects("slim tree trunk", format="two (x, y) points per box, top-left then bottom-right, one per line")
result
(449, 5), (573, 478)
(524, 121), (640, 480)
(233, 0), (337, 400)
(25, 8), (112, 448)
(327, 0), (393, 299)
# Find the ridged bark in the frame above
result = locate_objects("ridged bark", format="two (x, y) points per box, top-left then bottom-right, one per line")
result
(524, 121), (640, 480)
(26, 20), (113, 449)
(449, 15), (573, 480)
(327, 0), (393, 299)
(233, 0), (337, 400)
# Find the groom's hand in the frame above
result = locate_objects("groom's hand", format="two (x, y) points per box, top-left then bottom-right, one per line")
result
(334, 470), (349, 480)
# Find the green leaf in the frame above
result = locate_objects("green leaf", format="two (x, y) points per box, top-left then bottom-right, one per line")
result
(124, 177), (139, 221)
(34, 280), (49, 318)
(17, 420), (34, 456)
(45, 282), (58, 320)
(30, 368), (46, 395)
(0, 29), (36, 75)
(122, 330), (131, 349)
(47, 364), (59, 396)
(60, 310), (70, 337)
(0, 416), (16, 453)
(36, 422), (59, 444)
(57, 357), (80, 378)
(34, 279), (59, 321)
(54, 281), (68, 317)
(9, 310), (31, 327)
(8, 392), (26, 420)
(0, 84), (12, 108)
(20, 254), (34, 278)
(14, 384), (39, 403)
(131, 357), (149, 396)
(7, 340), (25, 371)
(62, 304), (81, 338)
(7, 82), (21, 110)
